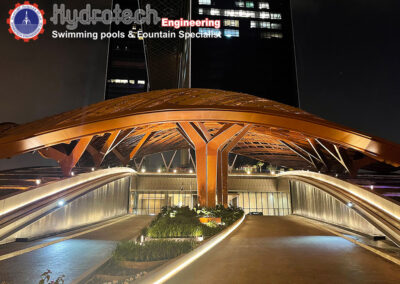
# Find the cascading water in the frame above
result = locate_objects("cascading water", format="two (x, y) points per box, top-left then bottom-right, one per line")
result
(12, 177), (131, 240)
(290, 180), (382, 236)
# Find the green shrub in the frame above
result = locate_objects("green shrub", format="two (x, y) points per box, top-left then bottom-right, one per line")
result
(142, 206), (244, 238)
(202, 224), (224, 236)
(113, 240), (196, 262)
(147, 214), (203, 238)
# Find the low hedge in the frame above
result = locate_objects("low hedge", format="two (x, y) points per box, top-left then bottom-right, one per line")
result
(147, 215), (203, 238)
(113, 240), (196, 262)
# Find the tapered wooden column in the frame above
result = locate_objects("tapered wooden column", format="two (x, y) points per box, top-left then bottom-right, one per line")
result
(178, 122), (207, 206)
(218, 125), (252, 207)
(178, 122), (245, 207)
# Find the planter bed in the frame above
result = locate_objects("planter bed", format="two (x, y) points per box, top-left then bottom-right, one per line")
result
(83, 206), (244, 284)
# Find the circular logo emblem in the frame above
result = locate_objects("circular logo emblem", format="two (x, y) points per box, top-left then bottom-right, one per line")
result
(7, 2), (46, 42)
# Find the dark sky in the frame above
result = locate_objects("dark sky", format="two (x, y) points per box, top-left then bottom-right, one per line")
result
(0, 0), (111, 124)
(291, 0), (400, 144)
(0, 0), (112, 170)
(0, 0), (399, 141)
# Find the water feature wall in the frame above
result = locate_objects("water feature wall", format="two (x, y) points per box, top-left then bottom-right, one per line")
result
(290, 180), (382, 236)
(12, 176), (131, 240)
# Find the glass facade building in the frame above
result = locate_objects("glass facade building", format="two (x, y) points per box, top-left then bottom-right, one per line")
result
(235, 191), (291, 215)
(106, 0), (298, 107)
(131, 174), (291, 215)
(131, 190), (291, 216)
(105, 0), (148, 100)
(192, 0), (299, 107)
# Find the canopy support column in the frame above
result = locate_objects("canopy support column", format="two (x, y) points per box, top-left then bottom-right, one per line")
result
(178, 122), (246, 207)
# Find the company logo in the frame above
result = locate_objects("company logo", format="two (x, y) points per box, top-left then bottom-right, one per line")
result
(7, 2), (46, 42)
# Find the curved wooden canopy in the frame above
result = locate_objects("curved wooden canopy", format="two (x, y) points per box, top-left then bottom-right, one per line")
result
(0, 89), (399, 174)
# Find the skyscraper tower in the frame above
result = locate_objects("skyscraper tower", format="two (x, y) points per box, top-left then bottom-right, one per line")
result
(191, 0), (299, 106)
(106, 0), (298, 107)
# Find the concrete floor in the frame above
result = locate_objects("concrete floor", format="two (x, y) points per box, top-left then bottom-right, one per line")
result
(0, 215), (153, 284)
(166, 216), (400, 284)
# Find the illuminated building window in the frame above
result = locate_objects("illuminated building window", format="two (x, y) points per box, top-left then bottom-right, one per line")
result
(235, 1), (244, 7)
(138, 80), (146, 85)
(224, 9), (256, 18)
(129, 80), (135, 84)
(259, 12), (270, 19)
(210, 8), (220, 16)
(271, 13), (282, 19)
(224, 29), (239, 38)
(245, 2), (254, 8)
(199, 0), (211, 5)
(261, 31), (283, 39)
(240, 10), (256, 17)
(202, 9), (276, 20)
(108, 79), (129, 84)
(271, 23), (281, 29)
(224, 10), (236, 17)
(261, 21), (271, 28)
(251, 21), (271, 28)
(198, 28), (222, 37)
(259, 2), (270, 9)
(224, 19), (240, 27)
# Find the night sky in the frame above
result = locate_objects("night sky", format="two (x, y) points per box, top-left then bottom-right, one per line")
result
(0, 0), (111, 124)
(291, 0), (400, 144)
(0, 0), (399, 145)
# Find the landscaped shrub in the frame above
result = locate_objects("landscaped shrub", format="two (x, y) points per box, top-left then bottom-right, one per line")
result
(113, 240), (196, 262)
(202, 223), (224, 236)
(144, 206), (244, 238)
(147, 210), (203, 238)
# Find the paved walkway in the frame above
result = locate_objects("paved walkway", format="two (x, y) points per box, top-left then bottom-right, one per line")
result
(166, 216), (400, 284)
(0, 215), (153, 284)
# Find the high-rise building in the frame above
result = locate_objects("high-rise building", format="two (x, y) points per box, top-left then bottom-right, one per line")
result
(192, 0), (299, 106)
(139, 0), (191, 90)
(106, 0), (298, 107)
(105, 0), (148, 100)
